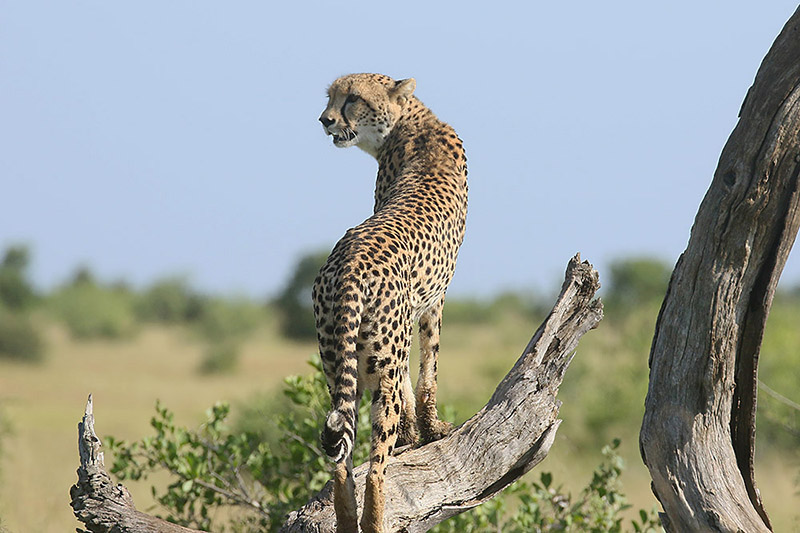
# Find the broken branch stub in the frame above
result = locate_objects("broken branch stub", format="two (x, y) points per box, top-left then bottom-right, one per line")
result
(70, 395), (206, 533)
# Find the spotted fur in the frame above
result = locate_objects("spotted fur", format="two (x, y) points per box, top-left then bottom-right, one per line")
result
(314, 73), (468, 533)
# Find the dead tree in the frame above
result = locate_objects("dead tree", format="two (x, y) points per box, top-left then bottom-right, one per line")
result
(640, 7), (800, 533)
(70, 255), (603, 533)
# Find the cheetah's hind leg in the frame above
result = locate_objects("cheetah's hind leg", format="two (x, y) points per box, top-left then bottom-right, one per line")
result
(416, 298), (454, 443)
(333, 457), (358, 533)
(393, 364), (419, 450)
(361, 369), (405, 533)
(323, 403), (360, 533)
(318, 316), (362, 532)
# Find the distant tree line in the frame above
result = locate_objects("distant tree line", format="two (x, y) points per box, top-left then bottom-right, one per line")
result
(0, 245), (797, 452)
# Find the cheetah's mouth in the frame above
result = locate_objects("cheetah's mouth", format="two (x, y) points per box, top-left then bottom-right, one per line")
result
(332, 129), (357, 146)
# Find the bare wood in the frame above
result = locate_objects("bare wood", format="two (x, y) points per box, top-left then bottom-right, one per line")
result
(640, 7), (800, 532)
(69, 255), (602, 533)
(70, 395), (205, 533)
(282, 254), (602, 532)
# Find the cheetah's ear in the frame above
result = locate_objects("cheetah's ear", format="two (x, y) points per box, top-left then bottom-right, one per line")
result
(391, 78), (416, 105)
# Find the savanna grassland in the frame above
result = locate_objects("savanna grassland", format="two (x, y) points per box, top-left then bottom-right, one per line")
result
(0, 248), (798, 532)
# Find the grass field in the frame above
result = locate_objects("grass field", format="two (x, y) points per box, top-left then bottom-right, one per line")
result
(0, 303), (798, 532)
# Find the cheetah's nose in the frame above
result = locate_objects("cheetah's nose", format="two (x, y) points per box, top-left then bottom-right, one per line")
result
(319, 116), (335, 128)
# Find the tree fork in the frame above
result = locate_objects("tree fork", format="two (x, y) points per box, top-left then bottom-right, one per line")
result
(640, 7), (800, 532)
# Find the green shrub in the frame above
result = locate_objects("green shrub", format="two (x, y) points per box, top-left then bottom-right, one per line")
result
(274, 251), (330, 341)
(0, 245), (37, 311)
(231, 390), (287, 444)
(187, 297), (263, 375)
(198, 342), (240, 375)
(192, 297), (262, 344)
(443, 298), (496, 324)
(135, 277), (205, 324)
(604, 257), (671, 314)
(49, 282), (137, 340)
(108, 358), (372, 531)
(107, 360), (659, 532)
(444, 292), (543, 325)
(432, 440), (661, 533)
(0, 308), (45, 362)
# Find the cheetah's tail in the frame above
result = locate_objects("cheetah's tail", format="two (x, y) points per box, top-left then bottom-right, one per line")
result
(321, 286), (363, 464)
(322, 407), (355, 463)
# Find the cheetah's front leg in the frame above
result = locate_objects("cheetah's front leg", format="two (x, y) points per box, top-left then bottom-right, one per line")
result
(416, 297), (453, 443)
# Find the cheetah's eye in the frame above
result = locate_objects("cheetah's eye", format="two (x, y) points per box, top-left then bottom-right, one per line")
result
(345, 94), (360, 104)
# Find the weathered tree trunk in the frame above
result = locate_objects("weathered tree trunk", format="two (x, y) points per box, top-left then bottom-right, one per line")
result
(70, 255), (602, 533)
(639, 7), (800, 533)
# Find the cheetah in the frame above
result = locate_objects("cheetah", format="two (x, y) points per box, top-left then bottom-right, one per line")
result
(314, 73), (468, 533)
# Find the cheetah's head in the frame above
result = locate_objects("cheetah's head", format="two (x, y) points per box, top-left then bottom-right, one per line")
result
(319, 73), (416, 158)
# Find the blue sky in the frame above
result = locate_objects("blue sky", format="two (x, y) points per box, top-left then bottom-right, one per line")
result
(2, 1), (799, 298)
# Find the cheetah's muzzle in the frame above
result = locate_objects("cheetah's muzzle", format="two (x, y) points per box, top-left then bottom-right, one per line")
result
(332, 129), (357, 145)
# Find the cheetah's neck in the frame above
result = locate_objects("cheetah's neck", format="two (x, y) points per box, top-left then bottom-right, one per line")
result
(373, 102), (466, 214)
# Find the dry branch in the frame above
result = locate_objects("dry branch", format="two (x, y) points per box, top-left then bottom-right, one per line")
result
(640, 7), (800, 532)
(70, 255), (602, 533)
(70, 395), (203, 533)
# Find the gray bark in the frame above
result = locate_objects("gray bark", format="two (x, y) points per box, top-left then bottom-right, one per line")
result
(639, 7), (800, 533)
(70, 255), (602, 533)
